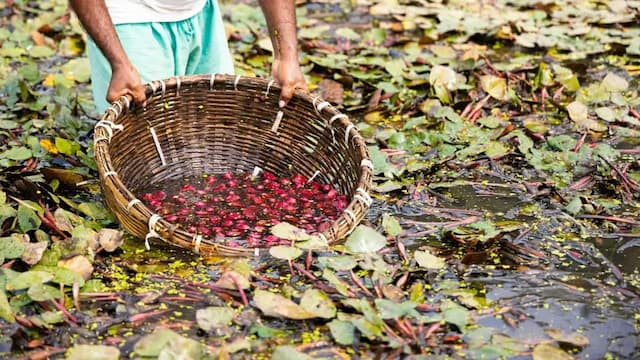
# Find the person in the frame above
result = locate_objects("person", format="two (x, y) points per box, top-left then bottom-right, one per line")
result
(69, 0), (306, 114)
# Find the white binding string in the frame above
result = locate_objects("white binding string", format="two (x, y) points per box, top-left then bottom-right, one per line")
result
(175, 77), (181, 97)
(112, 101), (123, 116)
(126, 199), (141, 212)
(104, 170), (117, 177)
(307, 170), (321, 183)
(149, 127), (167, 166)
(271, 110), (283, 132)
(361, 159), (374, 171)
(209, 74), (216, 90)
(150, 81), (158, 94)
(94, 135), (110, 144)
(160, 79), (166, 97)
(193, 234), (202, 254)
(145, 214), (162, 250)
(234, 75), (241, 90)
(264, 79), (275, 97)
(120, 95), (130, 110)
(312, 96), (321, 114)
(316, 101), (330, 113)
(252, 166), (263, 178)
(344, 124), (355, 144)
(254, 248), (260, 257)
(95, 120), (124, 140)
(354, 188), (373, 207)
(343, 209), (356, 224)
(329, 114), (347, 126)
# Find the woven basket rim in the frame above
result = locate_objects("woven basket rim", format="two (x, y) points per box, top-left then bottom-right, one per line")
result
(94, 74), (374, 257)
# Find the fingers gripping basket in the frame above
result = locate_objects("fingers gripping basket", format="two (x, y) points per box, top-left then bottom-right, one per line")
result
(94, 74), (373, 257)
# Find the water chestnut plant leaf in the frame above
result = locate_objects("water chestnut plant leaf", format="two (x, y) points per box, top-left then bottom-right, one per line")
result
(344, 225), (387, 254)
(532, 343), (574, 360)
(196, 306), (235, 332)
(6, 270), (53, 291)
(328, 319), (356, 345)
(66, 345), (120, 360)
(300, 289), (336, 319)
(414, 250), (445, 269)
(253, 289), (315, 320)
(269, 245), (302, 260)
(271, 346), (314, 360)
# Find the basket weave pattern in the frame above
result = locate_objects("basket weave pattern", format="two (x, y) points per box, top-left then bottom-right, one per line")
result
(94, 74), (373, 256)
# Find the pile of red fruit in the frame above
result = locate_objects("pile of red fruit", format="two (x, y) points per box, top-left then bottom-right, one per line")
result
(141, 171), (349, 247)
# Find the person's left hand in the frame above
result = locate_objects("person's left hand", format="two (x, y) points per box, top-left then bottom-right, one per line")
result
(271, 58), (306, 107)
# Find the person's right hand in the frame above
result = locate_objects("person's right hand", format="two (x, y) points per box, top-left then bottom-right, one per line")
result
(106, 62), (146, 107)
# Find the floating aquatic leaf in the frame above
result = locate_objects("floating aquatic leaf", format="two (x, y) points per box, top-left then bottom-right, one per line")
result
(344, 225), (387, 254)
(545, 328), (590, 348)
(601, 72), (628, 92)
(270, 222), (310, 241)
(382, 214), (403, 237)
(27, 283), (62, 302)
(375, 299), (418, 319)
(300, 289), (336, 319)
(269, 245), (302, 260)
(0, 287), (14, 322)
(442, 300), (470, 331)
(21, 241), (47, 265)
(253, 289), (315, 320)
(66, 345), (120, 360)
(54, 137), (80, 156)
(271, 346), (313, 360)
(566, 101), (606, 131)
(318, 256), (358, 271)
(196, 307), (235, 332)
(58, 255), (93, 281)
(532, 343), (574, 360)
(97, 228), (124, 252)
(1, 146), (32, 161)
(480, 75), (509, 101)
(6, 270), (53, 291)
(133, 328), (208, 359)
(328, 319), (355, 345)
(414, 250), (445, 270)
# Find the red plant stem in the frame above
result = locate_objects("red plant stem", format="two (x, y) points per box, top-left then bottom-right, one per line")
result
(382, 321), (406, 345)
(293, 262), (317, 281)
(460, 101), (474, 118)
(129, 309), (170, 323)
(396, 271), (409, 288)
(49, 299), (78, 326)
(231, 275), (249, 307)
(19, 346), (66, 360)
(575, 214), (639, 225)
(349, 270), (373, 297)
(401, 216), (480, 238)
(573, 132), (586, 152)
(161, 296), (202, 302)
(305, 250), (313, 271)
(394, 319), (416, 340)
(424, 322), (441, 339)
(568, 176), (593, 191)
(384, 348), (403, 360)
(629, 107), (640, 119)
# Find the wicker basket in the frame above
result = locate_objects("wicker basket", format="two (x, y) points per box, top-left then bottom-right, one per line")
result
(94, 74), (373, 257)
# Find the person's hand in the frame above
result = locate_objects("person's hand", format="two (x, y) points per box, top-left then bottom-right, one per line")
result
(107, 62), (146, 107)
(271, 58), (306, 107)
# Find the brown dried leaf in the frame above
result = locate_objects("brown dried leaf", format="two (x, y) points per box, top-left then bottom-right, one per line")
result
(317, 79), (344, 104)
(97, 228), (124, 252)
(58, 255), (94, 281)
